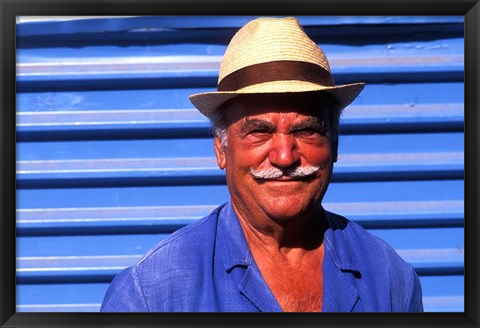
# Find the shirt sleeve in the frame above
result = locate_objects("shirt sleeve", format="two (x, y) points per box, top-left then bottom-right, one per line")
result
(405, 267), (424, 312)
(100, 266), (150, 312)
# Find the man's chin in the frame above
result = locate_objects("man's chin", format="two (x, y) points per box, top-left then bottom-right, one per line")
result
(263, 205), (314, 222)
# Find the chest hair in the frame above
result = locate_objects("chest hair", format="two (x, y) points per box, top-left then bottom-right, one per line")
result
(254, 250), (324, 312)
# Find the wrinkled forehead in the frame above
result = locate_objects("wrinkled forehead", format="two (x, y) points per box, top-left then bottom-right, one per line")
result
(220, 93), (332, 125)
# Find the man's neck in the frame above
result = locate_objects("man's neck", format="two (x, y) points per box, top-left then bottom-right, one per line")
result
(232, 201), (327, 258)
(231, 201), (327, 312)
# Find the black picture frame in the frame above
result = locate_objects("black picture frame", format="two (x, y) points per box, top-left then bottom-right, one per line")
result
(1, 1), (479, 327)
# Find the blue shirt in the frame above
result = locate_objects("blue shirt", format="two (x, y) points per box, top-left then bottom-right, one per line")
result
(101, 202), (423, 312)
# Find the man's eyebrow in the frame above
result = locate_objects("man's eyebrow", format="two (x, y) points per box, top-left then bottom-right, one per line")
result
(240, 118), (276, 132)
(291, 117), (326, 131)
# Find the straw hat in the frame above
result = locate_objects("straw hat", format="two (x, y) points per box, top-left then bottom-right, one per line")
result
(189, 17), (365, 118)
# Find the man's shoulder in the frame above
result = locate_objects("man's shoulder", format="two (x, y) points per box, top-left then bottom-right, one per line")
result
(324, 210), (423, 312)
(326, 210), (389, 246)
(324, 210), (411, 269)
(101, 204), (227, 312)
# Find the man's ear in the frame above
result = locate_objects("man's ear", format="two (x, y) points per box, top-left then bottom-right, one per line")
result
(214, 135), (226, 169)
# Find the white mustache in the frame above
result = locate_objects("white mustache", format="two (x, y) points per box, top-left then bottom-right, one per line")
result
(250, 165), (320, 180)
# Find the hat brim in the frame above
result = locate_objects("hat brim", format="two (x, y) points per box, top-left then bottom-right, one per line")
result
(189, 80), (365, 118)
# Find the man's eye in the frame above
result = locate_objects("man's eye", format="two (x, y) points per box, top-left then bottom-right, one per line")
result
(294, 128), (319, 137)
(250, 130), (271, 136)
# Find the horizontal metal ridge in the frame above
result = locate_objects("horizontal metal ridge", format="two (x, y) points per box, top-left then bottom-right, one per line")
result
(16, 200), (464, 219)
(422, 296), (464, 312)
(17, 204), (218, 223)
(16, 247), (464, 280)
(16, 151), (464, 185)
(16, 103), (464, 128)
(16, 303), (102, 312)
(18, 254), (142, 270)
(17, 248), (463, 268)
(396, 248), (464, 265)
(15, 296), (465, 313)
(16, 296), (464, 313)
(16, 16), (464, 34)
(16, 152), (460, 171)
(16, 54), (463, 79)
(16, 200), (463, 232)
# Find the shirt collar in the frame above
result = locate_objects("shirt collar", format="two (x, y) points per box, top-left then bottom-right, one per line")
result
(217, 201), (254, 271)
(323, 209), (361, 273)
(216, 201), (282, 312)
(216, 201), (361, 312)
(217, 201), (361, 272)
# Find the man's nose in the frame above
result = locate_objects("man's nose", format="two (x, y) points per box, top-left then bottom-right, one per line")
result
(268, 133), (300, 168)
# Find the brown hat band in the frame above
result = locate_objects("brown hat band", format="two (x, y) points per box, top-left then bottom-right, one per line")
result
(217, 60), (334, 92)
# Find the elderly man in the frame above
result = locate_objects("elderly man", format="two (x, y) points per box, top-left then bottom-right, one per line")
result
(101, 17), (423, 312)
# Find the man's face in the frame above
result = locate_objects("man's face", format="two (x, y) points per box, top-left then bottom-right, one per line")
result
(214, 93), (338, 223)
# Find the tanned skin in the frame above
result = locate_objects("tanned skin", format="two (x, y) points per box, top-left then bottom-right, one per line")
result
(213, 93), (338, 312)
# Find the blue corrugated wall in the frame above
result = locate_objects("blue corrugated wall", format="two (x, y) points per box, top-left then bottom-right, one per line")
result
(15, 16), (464, 312)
